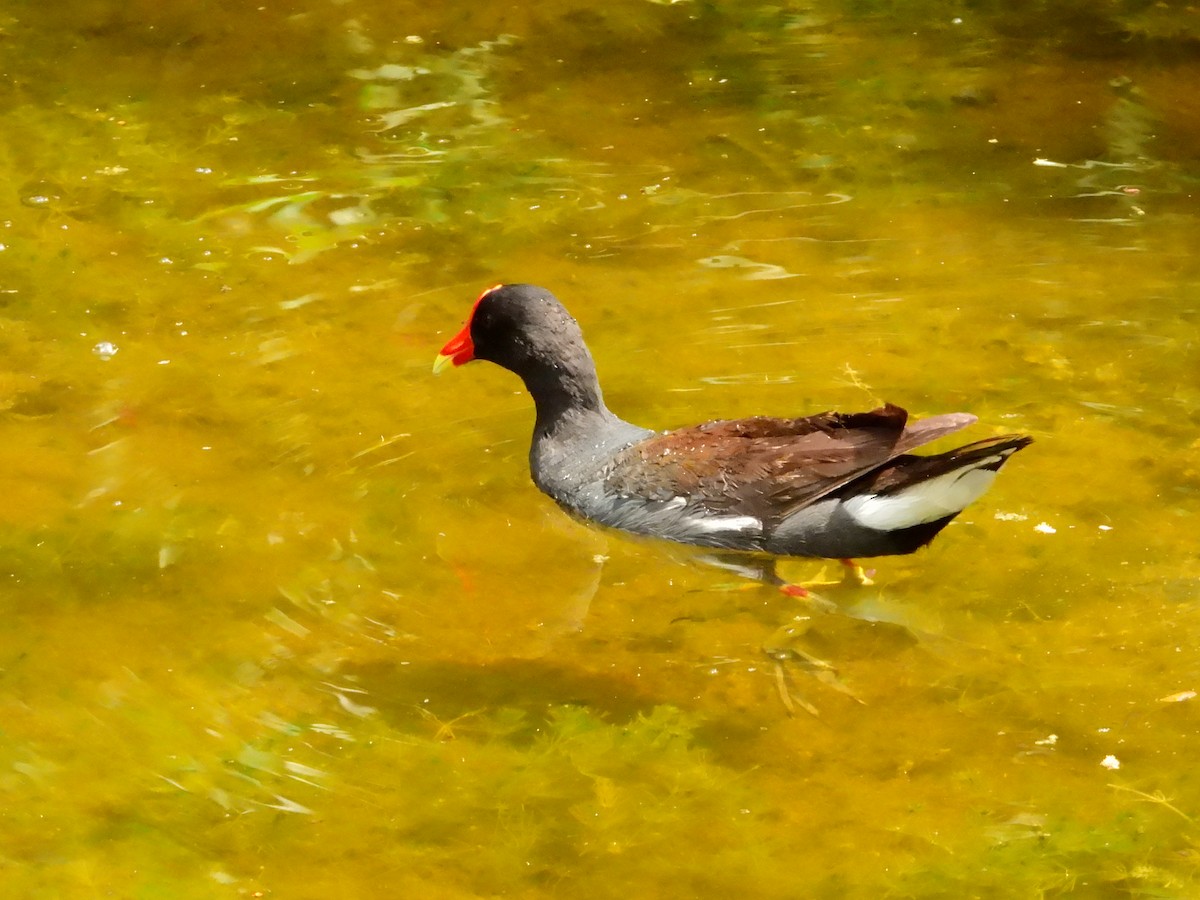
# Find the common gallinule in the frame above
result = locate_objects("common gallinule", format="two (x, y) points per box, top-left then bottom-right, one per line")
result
(435, 284), (1030, 573)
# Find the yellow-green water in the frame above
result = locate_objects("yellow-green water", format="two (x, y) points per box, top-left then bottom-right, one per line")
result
(2, 1), (1199, 896)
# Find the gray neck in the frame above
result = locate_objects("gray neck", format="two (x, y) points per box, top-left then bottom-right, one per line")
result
(521, 359), (610, 440)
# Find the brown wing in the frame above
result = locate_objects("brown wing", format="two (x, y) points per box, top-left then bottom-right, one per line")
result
(605, 403), (977, 520)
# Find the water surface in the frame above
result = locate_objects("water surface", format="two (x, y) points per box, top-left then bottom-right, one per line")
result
(2, 1), (1199, 896)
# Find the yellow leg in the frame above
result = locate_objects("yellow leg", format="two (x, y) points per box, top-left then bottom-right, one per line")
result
(772, 559), (875, 603)
(839, 558), (875, 587)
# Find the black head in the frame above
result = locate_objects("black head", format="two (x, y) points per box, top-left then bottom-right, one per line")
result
(437, 284), (590, 375)
(436, 284), (607, 424)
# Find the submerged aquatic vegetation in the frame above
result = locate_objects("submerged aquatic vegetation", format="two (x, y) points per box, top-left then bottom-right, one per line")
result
(1, 0), (1200, 896)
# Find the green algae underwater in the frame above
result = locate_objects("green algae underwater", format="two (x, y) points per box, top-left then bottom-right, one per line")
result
(1, 0), (1199, 896)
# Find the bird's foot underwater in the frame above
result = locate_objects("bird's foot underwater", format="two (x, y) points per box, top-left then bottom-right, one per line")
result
(763, 614), (864, 716)
(840, 558), (876, 586)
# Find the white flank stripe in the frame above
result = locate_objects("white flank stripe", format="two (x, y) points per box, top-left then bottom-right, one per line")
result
(689, 515), (762, 534)
(843, 466), (999, 531)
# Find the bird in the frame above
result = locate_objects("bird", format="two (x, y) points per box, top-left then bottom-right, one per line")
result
(434, 283), (1031, 586)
